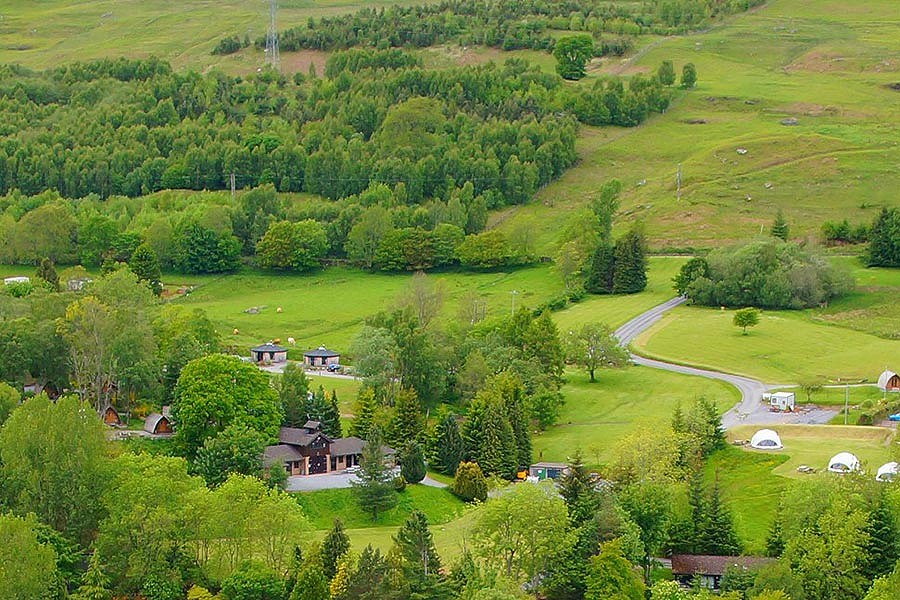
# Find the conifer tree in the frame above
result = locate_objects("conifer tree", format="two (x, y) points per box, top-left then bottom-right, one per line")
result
(612, 228), (647, 294)
(390, 387), (425, 448)
(35, 257), (60, 291)
(463, 394), (516, 479)
(351, 428), (397, 520)
(393, 509), (443, 579)
(329, 555), (353, 600)
(431, 413), (465, 476)
(71, 552), (112, 600)
(558, 449), (599, 526)
(584, 243), (615, 294)
(129, 243), (163, 295)
(321, 390), (341, 437)
(866, 207), (900, 267)
(400, 440), (427, 484)
(770, 210), (789, 241)
(347, 545), (389, 600)
(765, 517), (785, 558)
(863, 491), (900, 580)
(698, 478), (741, 556)
(686, 471), (706, 554)
(322, 518), (351, 580)
(451, 461), (488, 502)
(351, 388), (378, 440)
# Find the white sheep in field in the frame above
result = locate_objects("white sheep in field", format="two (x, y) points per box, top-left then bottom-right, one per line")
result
(233, 328), (239, 335)
(287, 337), (296, 346)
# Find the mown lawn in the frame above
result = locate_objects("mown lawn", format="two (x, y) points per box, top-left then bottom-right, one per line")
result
(634, 305), (900, 384)
(533, 367), (739, 470)
(293, 484), (465, 530)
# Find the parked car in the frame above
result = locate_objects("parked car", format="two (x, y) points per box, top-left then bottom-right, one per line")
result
(888, 413), (900, 422)
(326, 363), (342, 373)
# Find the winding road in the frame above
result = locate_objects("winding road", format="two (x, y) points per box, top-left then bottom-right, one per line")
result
(614, 298), (836, 428)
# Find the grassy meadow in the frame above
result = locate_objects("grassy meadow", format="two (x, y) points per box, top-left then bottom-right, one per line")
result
(533, 367), (739, 470)
(634, 305), (900, 384)
(494, 0), (900, 252)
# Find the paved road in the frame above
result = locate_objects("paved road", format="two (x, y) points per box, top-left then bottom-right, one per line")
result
(285, 468), (448, 492)
(614, 298), (836, 428)
(258, 362), (359, 380)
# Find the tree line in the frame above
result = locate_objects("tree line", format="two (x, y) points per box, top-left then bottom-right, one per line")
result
(252, 0), (764, 57)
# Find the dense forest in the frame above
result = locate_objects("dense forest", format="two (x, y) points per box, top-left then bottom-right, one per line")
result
(0, 52), (679, 273)
(248, 0), (766, 56)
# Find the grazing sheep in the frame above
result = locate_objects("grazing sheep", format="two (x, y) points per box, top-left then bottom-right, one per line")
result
(287, 337), (296, 345)
(276, 307), (283, 313)
(233, 328), (239, 335)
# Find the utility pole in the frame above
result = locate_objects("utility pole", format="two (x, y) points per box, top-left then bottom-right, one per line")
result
(510, 290), (518, 315)
(230, 172), (236, 201)
(265, 0), (280, 71)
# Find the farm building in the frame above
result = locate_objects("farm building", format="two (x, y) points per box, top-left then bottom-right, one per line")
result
(303, 346), (341, 367)
(4, 276), (30, 285)
(528, 462), (569, 480)
(671, 555), (773, 590)
(264, 420), (394, 476)
(251, 342), (288, 364)
(828, 452), (860, 473)
(750, 429), (783, 450)
(144, 413), (174, 435)
(764, 392), (795, 411)
(876, 462), (898, 483)
(102, 405), (122, 426)
(878, 370), (900, 392)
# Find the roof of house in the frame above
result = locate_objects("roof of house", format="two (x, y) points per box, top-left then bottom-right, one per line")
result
(143, 412), (170, 434)
(303, 420), (322, 431)
(331, 436), (366, 457)
(671, 555), (773, 577)
(878, 370), (899, 389)
(303, 345), (340, 358)
(531, 462), (569, 469)
(252, 342), (287, 353)
(263, 444), (305, 467)
(279, 426), (332, 447)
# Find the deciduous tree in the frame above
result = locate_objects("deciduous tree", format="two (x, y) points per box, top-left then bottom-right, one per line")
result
(553, 35), (594, 80)
(733, 307), (760, 335)
(565, 323), (628, 382)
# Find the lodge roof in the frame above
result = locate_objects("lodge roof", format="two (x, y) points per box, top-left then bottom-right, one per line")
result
(279, 426), (332, 447)
(303, 345), (340, 357)
(671, 555), (773, 577)
(143, 412), (170, 434)
(252, 342), (287, 353)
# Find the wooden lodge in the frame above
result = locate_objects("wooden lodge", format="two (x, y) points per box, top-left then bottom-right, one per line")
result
(263, 421), (393, 476)
(143, 412), (173, 435)
(303, 346), (341, 368)
(671, 555), (773, 590)
(251, 342), (288, 364)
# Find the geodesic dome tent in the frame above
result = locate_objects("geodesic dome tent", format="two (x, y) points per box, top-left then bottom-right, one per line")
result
(876, 462), (898, 483)
(828, 452), (860, 473)
(750, 429), (783, 450)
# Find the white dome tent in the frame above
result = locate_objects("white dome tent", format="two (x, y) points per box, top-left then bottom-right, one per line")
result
(876, 462), (898, 483)
(828, 452), (861, 473)
(750, 429), (783, 450)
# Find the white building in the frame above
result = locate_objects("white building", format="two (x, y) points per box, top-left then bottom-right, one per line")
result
(3, 276), (30, 285)
(764, 392), (795, 411)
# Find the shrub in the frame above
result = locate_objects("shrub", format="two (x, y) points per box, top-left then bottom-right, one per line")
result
(451, 461), (488, 502)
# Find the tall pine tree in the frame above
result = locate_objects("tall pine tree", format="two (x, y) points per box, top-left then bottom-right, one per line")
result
(389, 387), (425, 448)
(351, 428), (397, 521)
(321, 390), (341, 438)
(351, 388), (378, 440)
(612, 228), (647, 294)
(863, 491), (899, 580)
(431, 413), (465, 476)
(584, 243), (615, 294)
(322, 519), (351, 580)
(697, 478), (741, 556)
(276, 363), (310, 428)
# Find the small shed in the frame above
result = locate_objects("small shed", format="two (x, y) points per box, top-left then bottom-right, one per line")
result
(252, 342), (288, 364)
(750, 429), (783, 450)
(303, 346), (341, 367)
(144, 413), (173, 435)
(828, 452), (860, 473)
(529, 462), (569, 481)
(66, 277), (92, 292)
(878, 370), (900, 392)
(4, 276), (30, 285)
(765, 392), (795, 411)
(876, 462), (898, 483)
(102, 405), (122, 426)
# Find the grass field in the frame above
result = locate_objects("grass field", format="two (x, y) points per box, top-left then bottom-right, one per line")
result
(533, 367), (739, 470)
(810, 258), (900, 339)
(293, 484), (464, 529)
(634, 305), (900, 384)
(176, 264), (566, 354)
(494, 0), (900, 252)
